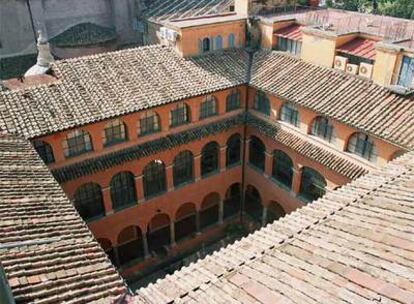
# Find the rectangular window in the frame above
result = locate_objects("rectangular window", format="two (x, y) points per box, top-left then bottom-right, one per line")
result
(200, 100), (216, 119)
(398, 56), (414, 88)
(140, 116), (159, 136)
(281, 106), (299, 126)
(226, 93), (240, 112)
(276, 37), (301, 56)
(170, 107), (187, 127)
(104, 125), (125, 146)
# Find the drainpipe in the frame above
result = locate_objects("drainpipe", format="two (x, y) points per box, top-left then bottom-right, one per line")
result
(240, 49), (255, 225)
(25, 0), (38, 43)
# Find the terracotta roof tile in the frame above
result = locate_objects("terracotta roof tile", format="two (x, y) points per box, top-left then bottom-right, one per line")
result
(274, 24), (303, 41)
(246, 113), (370, 179)
(52, 113), (244, 183)
(0, 46), (248, 139)
(136, 151), (414, 303)
(337, 37), (377, 60)
(251, 51), (414, 149)
(0, 134), (126, 303)
(144, 0), (233, 23)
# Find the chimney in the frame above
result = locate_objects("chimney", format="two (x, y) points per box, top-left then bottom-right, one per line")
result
(25, 30), (55, 77)
(235, 0), (253, 17)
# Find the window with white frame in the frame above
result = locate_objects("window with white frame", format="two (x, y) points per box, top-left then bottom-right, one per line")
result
(280, 103), (299, 127)
(138, 111), (160, 136)
(347, 132), (377, 162)
(200, 95), (217, 119)
(170, 102), (189, 127)
(276, 37), (302, 56)
(103, 119), (127, 147)
(63, 129), (92, 158)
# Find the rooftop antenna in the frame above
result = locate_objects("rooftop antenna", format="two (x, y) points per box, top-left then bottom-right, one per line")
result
(25, 30), (55, 77)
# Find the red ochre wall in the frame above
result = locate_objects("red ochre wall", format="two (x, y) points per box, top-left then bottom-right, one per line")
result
(33, 83), (405, 277)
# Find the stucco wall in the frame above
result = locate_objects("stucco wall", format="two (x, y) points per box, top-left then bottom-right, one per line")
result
(0, 0), (36, 57)
(177, 20), (246, 57)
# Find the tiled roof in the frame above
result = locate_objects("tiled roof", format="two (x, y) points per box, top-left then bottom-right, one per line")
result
(53, 114), (244, 183)
(144, 0), (233, 23)
(53, 113), (369, 184)
(49, 22), (117, 48)
(0, 45), (249, 139)
(336, 37), (376, 60)
(246, 113), (370, 180)
(135, 150), (414, 304)
(274, 24), (303, 41)
(0, 134), (126, 303)
(251, 50), (414, 150)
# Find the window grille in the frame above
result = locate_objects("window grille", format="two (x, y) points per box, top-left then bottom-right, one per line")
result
(254, 91), (270, 115)
(63, 129), (92, 158)
(201, 142), (219, 176)
(226, 134), (241, 166)
(280, 103), (299, 126)
(143, 160), (166, 198)
(170, 103), (188, 127)
(200, 95), (217, 119)
(173, 151), (193, 187)
(103, 119), (127, 146)
(74, 183), (105, 221)
(33, 140), (55, 164)
(311, 116), (334, 143)
(272, 150), (293, 188)
(139, 111), (160, 136)
(110, 172), (136, 210)
(249, 136), (265, 171)
(299, 167), (326, 202)
(226, 90), (241, 112)
(347, 133), (377, 162)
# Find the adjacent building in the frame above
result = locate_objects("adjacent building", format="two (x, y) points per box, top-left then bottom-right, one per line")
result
(0, 1), (414, 302)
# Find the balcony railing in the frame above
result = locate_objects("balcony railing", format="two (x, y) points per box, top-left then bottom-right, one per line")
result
(255, 5), (414, 48)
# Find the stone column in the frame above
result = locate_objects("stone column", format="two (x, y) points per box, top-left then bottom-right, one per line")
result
(102, 187), (114, 215)
(244, 138), (251, 164)
(142, 233), (150, 259)
(292, 166), (302, 195)
(264, 150), (273, 178)
(194, 154), (202, 181)
(135, 175), (145, 203)
(166, 164), (174, 192)
(170, 221), (176, 247)
(262, 207), (268, 226)
(220, 145), (227, 172)
(218, 200), (224, 224)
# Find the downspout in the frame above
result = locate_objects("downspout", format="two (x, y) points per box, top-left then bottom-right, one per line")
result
(240, 48), (255, 225)
(25, 0), (38, 43)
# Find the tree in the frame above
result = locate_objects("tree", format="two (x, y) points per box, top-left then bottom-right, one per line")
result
(326, 0), (414, 18)
(378, 0), (414, 19)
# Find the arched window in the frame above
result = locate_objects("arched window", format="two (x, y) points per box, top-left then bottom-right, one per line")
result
(347, 132), (377, 162)
(63, 129), (92, 158)
(202, 37), (210, 52)
(138, 111), (160, 136)
(224, 183), (241, 218)
(117, 226), (143, 265)
(226, 133), (241, 167)
(170, 102), (189, 127)
(173, 151), (194, 187)
(214, 35), (223, 50)
(266, 201), (286, 223)
(200, 95), (217, 119)
(200, 192), (220, 229)
(175, 203), (196, 241)
(272, 150), (293, 189)
(103, 119), (127, 147)
(226, 90), (241, 112)
(110, 172), (136, 210)
(310, 116), (335, 143)
(244, 185), (262, 223)
(280, 103), (299, 126)
(74, 183), (105, 221)
(249, 136), (265, 171)
(201, 141), (219, 177)
(254, 91), (270, 115)
(228, 33), (235, 48)
(33, 140), (55, 164)
(148, 213), (171, 255)
(299, 167), (326, 202)
(98, 238), (117, 266)
(143, 160), (166, 198)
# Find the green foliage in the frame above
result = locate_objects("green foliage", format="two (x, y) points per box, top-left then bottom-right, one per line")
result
(325, 0), (414, 19)
(378, 0), (414, 19)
